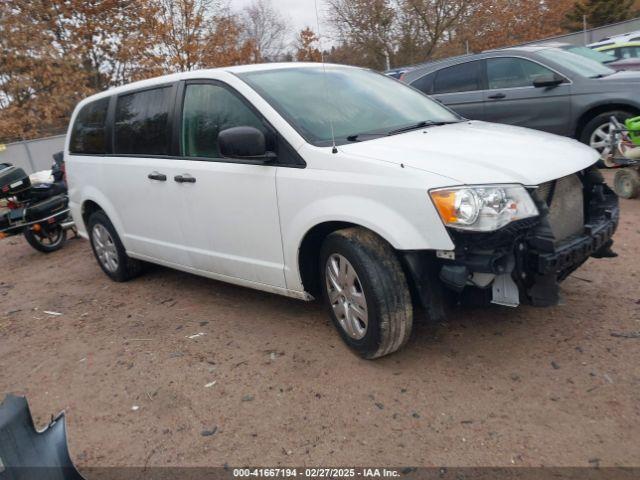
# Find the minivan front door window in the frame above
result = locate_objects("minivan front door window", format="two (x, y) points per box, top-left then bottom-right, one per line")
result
(114, 87), (173, 155)
(181, 84), (266, 159)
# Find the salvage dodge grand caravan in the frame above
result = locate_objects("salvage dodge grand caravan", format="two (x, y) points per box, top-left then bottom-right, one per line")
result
(66, 63), (619, 359)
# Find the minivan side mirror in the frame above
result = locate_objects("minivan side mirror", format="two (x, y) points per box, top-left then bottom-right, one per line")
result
(219, 126), (273, 160)
(533, 74), (565, 88)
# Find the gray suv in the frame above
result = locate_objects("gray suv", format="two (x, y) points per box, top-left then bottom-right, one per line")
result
(401, 46), (640, 163)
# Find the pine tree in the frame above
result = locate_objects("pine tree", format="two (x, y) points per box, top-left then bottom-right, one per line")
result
(564, 0), (638, 30)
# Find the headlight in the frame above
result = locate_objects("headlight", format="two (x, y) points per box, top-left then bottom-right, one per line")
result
(430, 184), (538, 232)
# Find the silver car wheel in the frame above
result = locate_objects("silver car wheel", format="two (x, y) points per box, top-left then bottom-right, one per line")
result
(590, 121), (615, 164)
(92, 224), (119, 273)
(325, 253), (368, 340)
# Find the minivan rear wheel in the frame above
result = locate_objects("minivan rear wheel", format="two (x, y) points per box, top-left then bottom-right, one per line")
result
(319, 228), (413, 359)
(88, 211), (142, 282)
(580, 110), (635, 167)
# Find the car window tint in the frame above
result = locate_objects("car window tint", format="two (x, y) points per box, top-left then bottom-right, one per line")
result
(181, 84), (266, 159)
(487, 58), (554, 89)
(611, 48), (622, 59)
(411, 72), (435, 94)
(114, 87), (172, 155)
(69, 97), (110, 154)
(433, 62), (482, 94)
(620, 46), (640, 58)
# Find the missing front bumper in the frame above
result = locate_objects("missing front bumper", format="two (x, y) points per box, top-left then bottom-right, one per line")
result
(405, 168), (620, 312)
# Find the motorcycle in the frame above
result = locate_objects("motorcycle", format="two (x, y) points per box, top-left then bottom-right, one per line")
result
(0, 151), (75, 253)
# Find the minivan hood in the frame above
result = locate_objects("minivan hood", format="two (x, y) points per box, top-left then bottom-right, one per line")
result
(341, 121), (599, 185)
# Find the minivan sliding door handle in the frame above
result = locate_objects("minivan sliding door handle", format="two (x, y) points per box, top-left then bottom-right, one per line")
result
(148, 172), (167, 181)
(174, 174), (196, 184)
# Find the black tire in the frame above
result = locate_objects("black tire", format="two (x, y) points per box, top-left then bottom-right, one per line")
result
(23, 226), (67, 253)
(88, 210), (142, 282)
(319, 227), (413, 359)
(614, 168), (640, 199)
(579, 110), (636, 168)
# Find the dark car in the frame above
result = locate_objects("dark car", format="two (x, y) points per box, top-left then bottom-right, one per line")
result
(401, 46), (640, 162)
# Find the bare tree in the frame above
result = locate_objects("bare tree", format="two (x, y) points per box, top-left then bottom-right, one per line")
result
(399, 0), (472, 59)
(152, 0), (217, 72)
(327, 0), (397, 70)
(242, 0), (290, 62)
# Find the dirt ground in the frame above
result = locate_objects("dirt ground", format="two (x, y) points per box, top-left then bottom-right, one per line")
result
(1, 173), (639, 469)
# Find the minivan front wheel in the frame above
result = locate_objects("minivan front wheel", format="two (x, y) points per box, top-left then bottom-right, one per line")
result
(88, 211), (142, 282)
(320, 228), (413, 359)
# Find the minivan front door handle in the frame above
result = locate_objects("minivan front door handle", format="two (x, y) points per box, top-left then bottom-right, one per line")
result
(148, 171), (167, 181)
(174, 174), (196, 184)
(488, 93), (506, 100)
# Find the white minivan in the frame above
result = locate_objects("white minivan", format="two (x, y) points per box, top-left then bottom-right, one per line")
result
(66, 63), (619, 359)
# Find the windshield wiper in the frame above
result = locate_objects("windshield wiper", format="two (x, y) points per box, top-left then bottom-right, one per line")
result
(346, 120), (460, 142)
(386, 120), (459, 136)
(346, 132), (385, 142)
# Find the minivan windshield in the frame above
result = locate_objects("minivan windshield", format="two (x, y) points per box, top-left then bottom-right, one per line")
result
(238, 66), (461, 146)
(537, 48), (616, 78)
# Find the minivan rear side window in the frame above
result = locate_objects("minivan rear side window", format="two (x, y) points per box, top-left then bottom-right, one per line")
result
(114, 87), (173, 155)
(69, 97), (110, 154)
(433, 61), (482, 94)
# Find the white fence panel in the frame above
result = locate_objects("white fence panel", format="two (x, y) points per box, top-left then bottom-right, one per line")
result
(0, 134), (66, 174)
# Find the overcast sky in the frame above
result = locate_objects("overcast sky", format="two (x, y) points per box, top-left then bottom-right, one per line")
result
(231, 0), (332, 45)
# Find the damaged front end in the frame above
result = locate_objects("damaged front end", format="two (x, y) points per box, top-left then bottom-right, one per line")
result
(403, 167), (619, 315)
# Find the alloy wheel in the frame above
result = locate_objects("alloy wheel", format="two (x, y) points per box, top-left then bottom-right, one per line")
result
(325, 253), (368, 340)
(590, 120), (616, 165)
(92, 224), (119, 272)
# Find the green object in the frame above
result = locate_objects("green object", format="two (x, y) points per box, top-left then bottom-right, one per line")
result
(595, 41), (640, 53)
(626, 116), (640, 146)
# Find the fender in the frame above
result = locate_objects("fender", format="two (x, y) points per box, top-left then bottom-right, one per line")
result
(76, 185), (128, 247)
(574, 97), (640, 136)
(282, 195), (454, 292)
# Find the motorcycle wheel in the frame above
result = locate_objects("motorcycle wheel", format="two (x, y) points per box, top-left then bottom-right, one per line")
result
(23, 225), (67, 253)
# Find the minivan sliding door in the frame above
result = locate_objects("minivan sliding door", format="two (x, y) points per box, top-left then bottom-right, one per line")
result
(107, 83), (192, 267)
